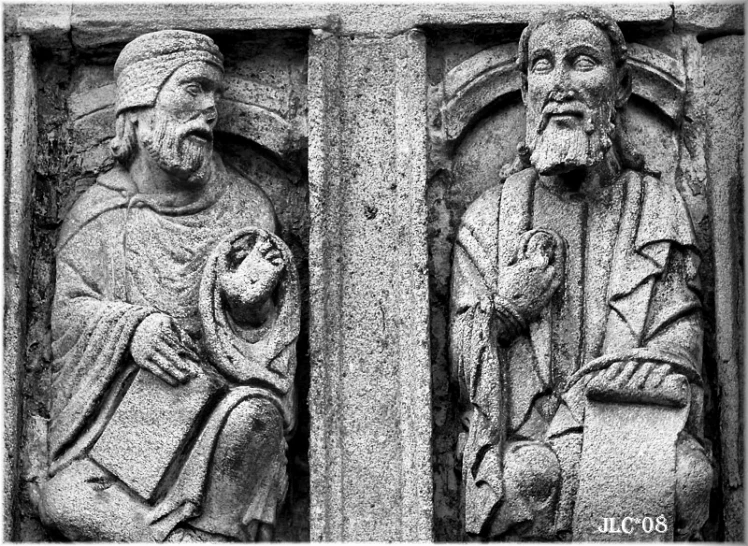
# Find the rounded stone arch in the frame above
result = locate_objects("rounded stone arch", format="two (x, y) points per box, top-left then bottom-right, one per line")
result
(433, 41), (688, 209)
(67, 70), (305, 169)
(440, 41), (686, 145)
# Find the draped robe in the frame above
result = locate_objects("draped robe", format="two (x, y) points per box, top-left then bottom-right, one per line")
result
(46, 155), (299, 541)
(450, 167), (705, 536)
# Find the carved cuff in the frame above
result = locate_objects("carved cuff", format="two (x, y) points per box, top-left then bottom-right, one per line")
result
(491, 294), (528, 341)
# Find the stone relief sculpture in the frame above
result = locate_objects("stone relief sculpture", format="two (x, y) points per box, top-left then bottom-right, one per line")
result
(38, 30), (300, 542)
(449, 9), (713, 541)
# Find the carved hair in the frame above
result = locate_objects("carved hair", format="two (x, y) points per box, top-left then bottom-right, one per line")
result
(114, 30), (223, 116)
(510, 8), (644, 174)
(516, 8), (629, 79)
(110, 112), (138, 166)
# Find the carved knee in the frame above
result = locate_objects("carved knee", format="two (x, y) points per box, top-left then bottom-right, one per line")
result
(191, 397), (287, 538)
(40, 464), (79, 536)
(40, 460), (105, 540)
(40, 460), (150, 541)
(503, 442), (561, 504)
(220, 398), (284, 460)
(674, 437), (713, 538)
(489, 441), (561, 538)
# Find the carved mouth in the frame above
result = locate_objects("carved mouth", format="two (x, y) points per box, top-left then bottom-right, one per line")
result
(545, 107), (584, 119)
(543, 100), (587, 117)
(540, 106), (586, 131)
(186, 127), (213, 143)
(548, 111), (583, 119)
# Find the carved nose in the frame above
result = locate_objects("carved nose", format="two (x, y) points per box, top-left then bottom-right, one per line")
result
(203, 103), (218, 128)
(548, 86), (576, 102)
(548, 66), (574, 97)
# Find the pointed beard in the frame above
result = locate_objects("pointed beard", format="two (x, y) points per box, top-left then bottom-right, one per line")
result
(140, 112), (212, 186)
(528, 109), (614, 176)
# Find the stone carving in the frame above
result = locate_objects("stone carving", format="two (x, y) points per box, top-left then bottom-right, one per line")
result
(38, 30), (300, 542)
(450, 9), (713, 541)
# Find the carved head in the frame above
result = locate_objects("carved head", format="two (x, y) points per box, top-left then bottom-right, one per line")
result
(517, 9), (632, 175)
(110, 30), (224, 186)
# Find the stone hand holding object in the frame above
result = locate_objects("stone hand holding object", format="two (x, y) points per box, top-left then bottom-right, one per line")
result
(130, 313), (201, 386)
(586, 360), (689, 407)
(218, 231), (286, 325)
(493, 228), (566, 340)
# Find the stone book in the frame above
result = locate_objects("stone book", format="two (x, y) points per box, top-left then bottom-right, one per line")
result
(90, 366), (227, 501)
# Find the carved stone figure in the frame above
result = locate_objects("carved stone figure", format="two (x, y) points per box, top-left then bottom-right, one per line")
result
(39, 30), (300, 542)
(450, 9), (712, 541)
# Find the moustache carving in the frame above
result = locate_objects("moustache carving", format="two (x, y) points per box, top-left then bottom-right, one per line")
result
(534, 88), (595, 134)
(180, 119), (214, 143)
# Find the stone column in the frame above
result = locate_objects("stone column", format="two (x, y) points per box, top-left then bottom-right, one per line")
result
(4, 34), (37, 541)
(703, 35), (744, 543)
(308, 27), (433, 541)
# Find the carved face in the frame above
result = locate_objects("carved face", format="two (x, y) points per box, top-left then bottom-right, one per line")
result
(524, 18), (618, 175)
(137, 61), (223, 186)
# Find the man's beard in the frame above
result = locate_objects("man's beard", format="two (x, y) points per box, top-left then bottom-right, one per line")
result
(140, 110), (213, 186)
(528, 104), (615, 176)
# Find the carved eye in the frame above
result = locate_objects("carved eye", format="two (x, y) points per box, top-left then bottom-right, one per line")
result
(573, 55), (597, 71)
(185, 83), (202, 96)
(532, 58), (553, 74)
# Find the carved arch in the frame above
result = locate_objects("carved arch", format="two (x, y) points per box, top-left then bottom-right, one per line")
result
(68, 72), (305, 162)
(439, 42), (686, 145)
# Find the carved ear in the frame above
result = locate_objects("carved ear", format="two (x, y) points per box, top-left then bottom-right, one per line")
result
(615, 65), (633, 109)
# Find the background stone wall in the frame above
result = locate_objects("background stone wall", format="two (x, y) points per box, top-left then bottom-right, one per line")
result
(4, 3), (744, 542)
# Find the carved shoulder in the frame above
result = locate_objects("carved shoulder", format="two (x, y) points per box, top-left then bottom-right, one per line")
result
(634, 170), (698, 253)
(451, 179), (507, 302)
(57, 169), (131, 252)
(458, 167), (536, 251)
(461, 183), (503, 231)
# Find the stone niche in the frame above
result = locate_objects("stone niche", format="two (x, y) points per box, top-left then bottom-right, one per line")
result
(3, 2), (744, 543)
(426, 4), (744, 542)
(5, 6), (310, 542)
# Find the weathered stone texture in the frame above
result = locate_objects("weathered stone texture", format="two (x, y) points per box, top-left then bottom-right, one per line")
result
(308, 29), (432, 542)
(703, 34), (745, 543)
(573, 404), (686, 540)
(674, 2), (744, 35)
(7, 2), (678, 51)
(4, 3), (71, 50)
(2, 3), (744, 543)
(70, 4), (331, 53)
(4, 35), (37, 542)
(11, 29), (312, 542)
(330, 3), (672, 33)
(40, 29), (300, 541)
(426, 8), (741, 542)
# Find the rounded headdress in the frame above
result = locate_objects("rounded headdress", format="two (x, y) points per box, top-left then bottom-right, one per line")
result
(114, 29), (224, 115)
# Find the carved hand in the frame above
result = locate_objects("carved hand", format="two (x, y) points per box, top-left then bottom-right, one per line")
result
(130, 313), (201, 386)
(219, 232), (286, 325)
(493, 228), (565, 340)
(586, 361), (689, 407)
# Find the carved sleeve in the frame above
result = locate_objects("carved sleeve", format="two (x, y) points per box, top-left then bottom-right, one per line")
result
(449, 204), (508, 534)
(641, 243), (703, 373)
(642, 243), (706, 438)
(49, 207), (155, 468)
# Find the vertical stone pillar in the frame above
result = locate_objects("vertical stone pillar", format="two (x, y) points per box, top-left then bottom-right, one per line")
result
(308, 28), (432, 541)
(703, 35), (744, 543)
(3, 35), (37, 541)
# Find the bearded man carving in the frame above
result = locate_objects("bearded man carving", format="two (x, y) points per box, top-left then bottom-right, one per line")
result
(40, 30), (300, 543)
(450, 9), (712, 540)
